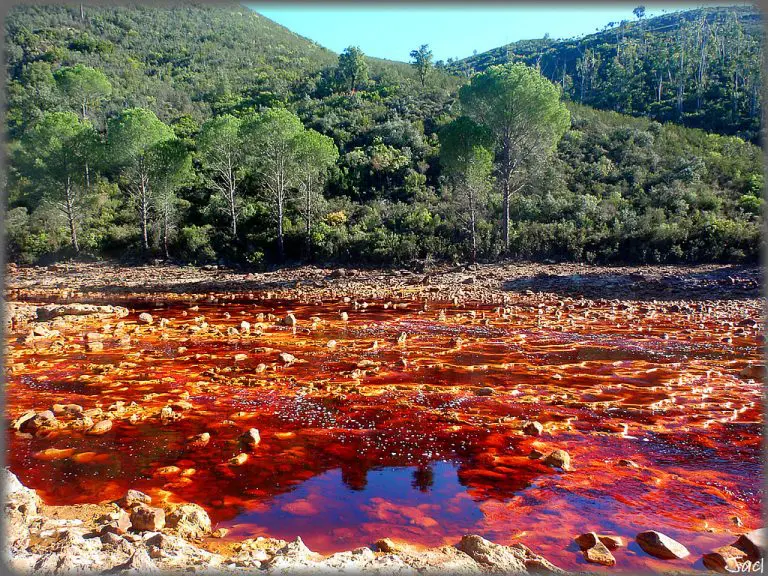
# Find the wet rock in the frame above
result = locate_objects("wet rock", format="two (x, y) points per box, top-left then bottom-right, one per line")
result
(138, 313), (153, 325)
(166, 503), (211, 540)
(523, 421), (543, 436)
(229, 453), (248, 466)
(340, 311), (349, 321)
(86, 419), (113, 435)
(11, 410), (37, 431)
(703, 545), (750, 572)
(278, 352), (296, 364)
(635, 530), (690, 559)
(455, 534), (527, 572)
(282, 314), (297, 327)
(130, 505), (165, 532)
(240, 428), (261, 450)
(475, 387), (494, 396)
(617, 459), (640, 468)
(734, 528), (766, 561)
(583, 541), (616, 566)
(575, 532), (624, 551)
(542, 449), (571, 471)
(117, 490), (152, 509)
(187, 432), (211, 449)
(528, 449), (544, 460)
(739, 363), (765, 380)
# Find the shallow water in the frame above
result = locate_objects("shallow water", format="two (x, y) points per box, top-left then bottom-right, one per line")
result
(6, 292), (763, 571)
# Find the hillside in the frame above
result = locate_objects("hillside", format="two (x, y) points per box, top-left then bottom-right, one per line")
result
(3, 3), (763, 267)
(447, 5), (762, 141)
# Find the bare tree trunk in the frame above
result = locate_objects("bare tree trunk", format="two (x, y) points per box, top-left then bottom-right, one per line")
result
(469, 188), (477, 263)
(163, 209), (170, 260)
(277, 195), (284, 261)
(140, 177), (150, 253)
(229, 182), (237, 236)
(65, 177), (79, 254)
(304, 174), (312, 259)
(80, 3), (84, 20)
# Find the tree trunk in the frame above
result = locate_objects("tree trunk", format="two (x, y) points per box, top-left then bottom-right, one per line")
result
(65, 179), (79, 254)
(163, 210), (170, 260)
(140, 179), (150, 253)
(304, 173), (312, 260)
(502, 179), (510, 253)
(277, 193), (284, 261)
(230, 183), (237, 236)
(469, 189), (477, 264)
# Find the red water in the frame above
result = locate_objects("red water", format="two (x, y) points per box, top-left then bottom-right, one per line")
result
(6, 292), (763, 572)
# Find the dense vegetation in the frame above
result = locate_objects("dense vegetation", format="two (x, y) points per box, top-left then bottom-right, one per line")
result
(4, 3), (763, 267)
(446, 5), (763, 142)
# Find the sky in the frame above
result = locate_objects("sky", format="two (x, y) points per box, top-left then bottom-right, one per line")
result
(247, 3), (741, 62)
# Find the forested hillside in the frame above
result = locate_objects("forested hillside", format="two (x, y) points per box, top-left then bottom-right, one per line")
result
(447, 6), (762, 142)
(4, 3), (763, 267)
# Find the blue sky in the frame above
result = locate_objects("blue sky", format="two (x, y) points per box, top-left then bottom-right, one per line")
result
(247, 3), (741, 62)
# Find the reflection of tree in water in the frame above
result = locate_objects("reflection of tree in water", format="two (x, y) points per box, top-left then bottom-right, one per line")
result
(411, 464), (434, 493)
(341, 464), (368, 491)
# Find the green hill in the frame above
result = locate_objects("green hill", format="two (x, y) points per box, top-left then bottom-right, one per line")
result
(3, 3), (762, 267)
(446, 5), (762, 141)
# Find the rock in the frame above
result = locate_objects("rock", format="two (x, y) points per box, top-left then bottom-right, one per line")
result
(130, 505), (165, 532)
(734, 528), (766, 561)
(523, 421), (543, 436)
(455, 534), (527, 572)
(340, 311), (349, 321)
(118, 490), (152, 508)
(86, 419), (113, 435)
(234, 353), (247, 361)
(166, 504), (211, 540)
(36, 303), (128, 321)
(475, 387), (494, 396)
(575, 532), (624, 550)
(101, 508), (132, 535)
(703, 545), (750, 572)
(542, 449), (571, 471)
(282, 314), (297, 327)
(229, 453), (248, 466)
(117, 547), (158, 573)
(212, 528), (229, 538)
(11, 410), (37, 431)
(583, 541), (616, 566)
(635, 530), (690, 559)
(240, 428), (261, 450)
(240, 321), (251, 333)
(528, 449), (544, 460)
(187, 432), (210, 449)
(375, 538), (401, 553)
(278, 352), (296, 364)
(617, 459), (640, 468)
(138, 313), (153, 325)
(33, 528), (105, 573)
(4, 469), (41, 551)
(740, 363), (765, 380)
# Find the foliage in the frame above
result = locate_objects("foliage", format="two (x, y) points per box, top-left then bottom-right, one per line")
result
(4, 3), (762, 267)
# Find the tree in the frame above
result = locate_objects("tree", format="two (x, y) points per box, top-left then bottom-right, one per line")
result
(148, 139), (193, 259)
(409, 44), (434, 87)
(198, 114), (244, 236)
(242, 107), (305, 261)
(439, 117), (494, 262)
(337, 46), (369, 93)
(18, 111), (95, 253)
(107, 108), (174, 253)
(633, 6), (646, 19)
(292, 129), (339, 258)
(54, 64), (112, 121)
(459, 63), (570, 251)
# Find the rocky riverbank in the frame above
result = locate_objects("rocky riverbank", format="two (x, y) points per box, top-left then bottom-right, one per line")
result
(5, 468), (567, 574)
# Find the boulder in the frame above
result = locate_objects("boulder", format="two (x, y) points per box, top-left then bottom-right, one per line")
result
(635, 530), (690, 559)
(703, 545), (750, 572)
(575, 532), (624, 550)
(455, 534), (527, 572)
(101, 508), (132, 535)
(138, 313), (153, 325)
(583, 541), (616, 566)
(166, 504), (211, 540)
(117, 490), (151, 508)
(522, 421), (543, 436)
(86, 419), (113, 435)
(4, 469), (41, 552)
(734, 528), (766, 561)
(282, 314), (297, 327)
(129, 505), (165, 532)
(542, 449), (571, 471)
(240, 428), (261, 450)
